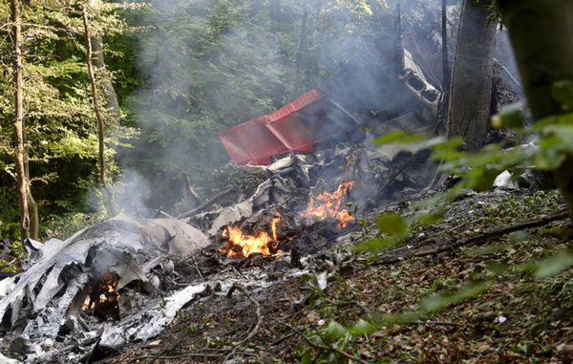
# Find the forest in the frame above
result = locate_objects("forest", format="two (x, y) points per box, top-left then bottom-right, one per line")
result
(0, 0), (573, 363)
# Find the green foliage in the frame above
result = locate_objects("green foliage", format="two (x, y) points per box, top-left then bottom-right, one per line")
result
(419, 281), (492, 313)
(491, 101), (526, 128)
(120, 0), (390, 209)
(375, 212), (408, 236)
(329, 81), (573, 362)
(534, 250), (573, 279)
(0, 0), (142, 236)
(356, 209), (443, 252)
(552, 81), (573, 112)
(0, 240), (25, 274)
(0, 187), (23, 242)
(43, 210), (107, 240)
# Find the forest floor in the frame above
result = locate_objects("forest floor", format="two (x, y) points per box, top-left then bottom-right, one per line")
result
(97, 188), (573, 363)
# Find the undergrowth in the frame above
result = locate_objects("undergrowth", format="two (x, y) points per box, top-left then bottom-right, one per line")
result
(297, 80), (573, 362)
(297, 190), (573, 363)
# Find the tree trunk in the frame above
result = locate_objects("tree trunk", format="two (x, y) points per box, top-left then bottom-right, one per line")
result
(295, 3), (308, 93)
(92, 38), (120, 122)
(83, 3), (116, 216)
(83, 5), (106, 189)
(87, 0), (120, 124)
(27, 191), (39, 240)
(446, 0), (497, 150)
(440, 0), (450, 110)
(496, 0), (573, 219)
(11, 0), (30, 240)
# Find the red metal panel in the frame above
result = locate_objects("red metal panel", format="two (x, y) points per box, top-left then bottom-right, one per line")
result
(218, 116), (289, 165)
(266, 89), (325, 122)
(219, 88), (342, 166)
(264, 114), (318, 153)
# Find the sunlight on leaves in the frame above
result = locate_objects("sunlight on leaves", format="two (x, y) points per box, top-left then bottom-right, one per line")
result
(349, 319), (376, 336)
(374, 130), (430, 145)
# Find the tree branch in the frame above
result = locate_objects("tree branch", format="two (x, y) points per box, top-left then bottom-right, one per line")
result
(373, 208), (569, 266)
(177, 188), (234, 219)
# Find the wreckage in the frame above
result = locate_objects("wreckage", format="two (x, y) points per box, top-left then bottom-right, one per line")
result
(0, 38), (442, 364)
(0, 122), (437, 363)
(0, 174), (369, 362)
(0, 218), (210, 362)
(0, 7), (524, 363)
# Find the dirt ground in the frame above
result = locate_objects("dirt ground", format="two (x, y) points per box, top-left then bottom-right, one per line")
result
(96, 189), (573, 364)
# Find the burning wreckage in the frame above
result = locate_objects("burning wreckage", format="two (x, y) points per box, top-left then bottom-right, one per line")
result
(0, 43), (448, 363)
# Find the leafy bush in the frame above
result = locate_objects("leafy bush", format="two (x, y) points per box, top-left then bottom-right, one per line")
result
(42, 210), (107, 241)
(0, 187), (23, 242)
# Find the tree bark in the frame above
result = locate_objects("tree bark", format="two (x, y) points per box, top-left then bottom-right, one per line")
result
(446, 0), (497, 150)
(92, 38), (120, 122)
(27, 191), (38, 240)
(441, 0), (450, 109)
(295, 2), (308, 93)
(82, 4), (106, 190)
(11, 0), (30, 240)
(496, 0), (573, 219)
(83, 3), (116, 216)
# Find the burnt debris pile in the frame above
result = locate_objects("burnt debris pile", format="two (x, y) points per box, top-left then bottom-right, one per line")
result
(0, 102), (439, 363)
(0, 21), (521, 361)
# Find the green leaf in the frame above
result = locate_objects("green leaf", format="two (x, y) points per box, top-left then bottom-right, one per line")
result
(374, 131), (429, 146)
(552, 81), (573, 112)
(508, 231), (529, 243)
(300, 350), (313, 364)
(485, 261), (507, 275)
(353, 237), (401, 253)
(535, 251), (573, 279)
(350, 319), (376, 335)
(323, 321), (348, 341)
(420, 282), (491, 313)
(409, 211), (444, 227)
(376, 212), (408, 236)
(535, 134), (567, 170)
(491, 102), (526, 128)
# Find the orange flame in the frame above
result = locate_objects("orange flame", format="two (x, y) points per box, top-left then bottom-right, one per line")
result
(220, 216), (282, 258)
(300, 182), (355, 229)
(82, 273), (120, 313)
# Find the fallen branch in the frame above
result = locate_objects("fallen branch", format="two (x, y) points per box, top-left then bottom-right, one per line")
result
(177, 188), (234, 219)
(270, 331), (297, 346)
(281, 322), (370, 364)
(224, 283), (263, 361)
(153, 210), (176, 219)
(184, 174), (203, 204)
(127, 352), (221, 363)
(374, 208), (569, 266)
(414, 320), (465, 327)
(415, 208), (569, 257)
